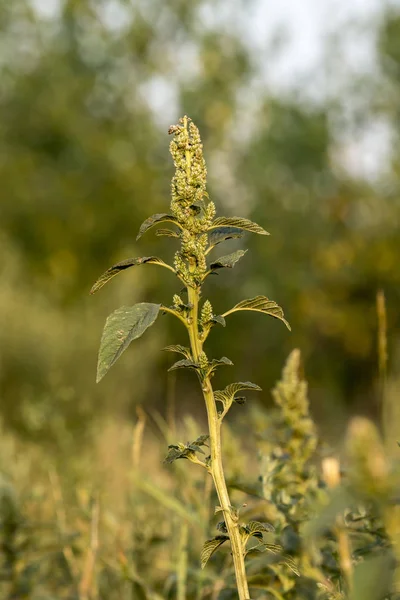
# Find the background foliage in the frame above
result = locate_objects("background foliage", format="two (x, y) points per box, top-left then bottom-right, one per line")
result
(1, 1), (400, 442)
(1, 1), (400, 596)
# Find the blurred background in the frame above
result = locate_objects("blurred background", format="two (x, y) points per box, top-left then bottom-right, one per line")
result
(1, 0), (400, 446)
(2, 1), (400, 598)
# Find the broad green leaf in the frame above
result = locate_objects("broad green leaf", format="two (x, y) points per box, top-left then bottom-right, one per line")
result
(200, 536), (229, 569)
(136, 213), (182, 240)
(97, 303), (160, 382)
(208, 226), (244, 249)
(210, 216), (269, 236)
(214, 381), (262, 408)
(209, 249), (247, 271)
(223, 296), (291, 330)
(162, 345), (192, 360)
(168, 358), (199, 372)
(155, 228), (180, 238)
(90, 257), (172, 294)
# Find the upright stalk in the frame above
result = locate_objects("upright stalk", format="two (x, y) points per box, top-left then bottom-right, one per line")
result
(92, 116), (290, 600)
(187, 285), (250, 600)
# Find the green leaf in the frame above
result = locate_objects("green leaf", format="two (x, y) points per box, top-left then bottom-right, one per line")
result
(210, 249), (247, 271)
(162, 345), (192, 360)
(164, 435), (209, 464)
(90, 257), (171, 294)
(211, 315), (226, 327)
(208, 226), (245, 249)
(155, 228), (180, 238)
(214, 381), (262, 408)
(164, 444), (195, 464)
(200, 536), (229, 569)
(246, 521), (275, 538)
(207, 357), (233, 376)
(192, 434), (210, 447)
(97, 303), (160, 382)
(210, 216), (269, 236)
(136, 213), (181, 240)
(168, 358), (199, 372)
(223, 296), (291, 330)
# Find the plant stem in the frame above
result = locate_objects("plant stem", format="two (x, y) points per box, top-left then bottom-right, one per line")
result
(186, 284), (250, 600)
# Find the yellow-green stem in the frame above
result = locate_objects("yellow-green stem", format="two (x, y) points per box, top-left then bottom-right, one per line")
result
(187, 284), (250, 600)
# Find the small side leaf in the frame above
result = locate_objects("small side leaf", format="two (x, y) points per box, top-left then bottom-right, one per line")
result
(164, 435), (209, 465)
(210, 216), (269, 236)
(211, 315), (226, 327)
(223, 296), (291, 330)
(208, 226), (245, 249)
(247, 521), (275, 539)
(163, 345), (192, 360)
(192, 434), (210, 447)
(168, 359), (199, 372)
(90, 257), (172, 294)
(210, 249), (247, 271)
(164, 445), (194, 464)
(214, 381), (262, 409)
(97, 303), (160, 382)
(136, 214), (181, 240)
(201, 536), (230, 569)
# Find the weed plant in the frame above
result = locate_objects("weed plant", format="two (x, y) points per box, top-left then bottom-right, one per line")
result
(0, 119), (399, 599)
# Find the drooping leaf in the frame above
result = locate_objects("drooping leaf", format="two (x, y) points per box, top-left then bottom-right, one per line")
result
(168, 358), (199, 372)
(214, 381), (262, 409)
(162, 345), (192, 360)
(211, 315), (226, 327)
(155, 228), (180, 238)
(209, 249), (247, 271)
(136, 214), (182, 240)
(200, 536), (230, 569)
(97, 303), (160, 382)
(90, 257), (172, 294)
(210, 216), (269, 236)
(208, 226), (245, 249)
(223, 296), (291, 330)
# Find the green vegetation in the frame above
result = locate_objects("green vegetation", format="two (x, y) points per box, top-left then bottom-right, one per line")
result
(1, 347), (399, 598)
(91, 116), (290, 597)
(1, 1), (400, 598)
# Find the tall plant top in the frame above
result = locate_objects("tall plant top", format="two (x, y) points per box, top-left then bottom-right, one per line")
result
(91, 116), (290, 600)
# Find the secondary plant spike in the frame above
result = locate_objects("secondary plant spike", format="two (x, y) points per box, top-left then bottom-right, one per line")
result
(91, 116), (290, 599)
